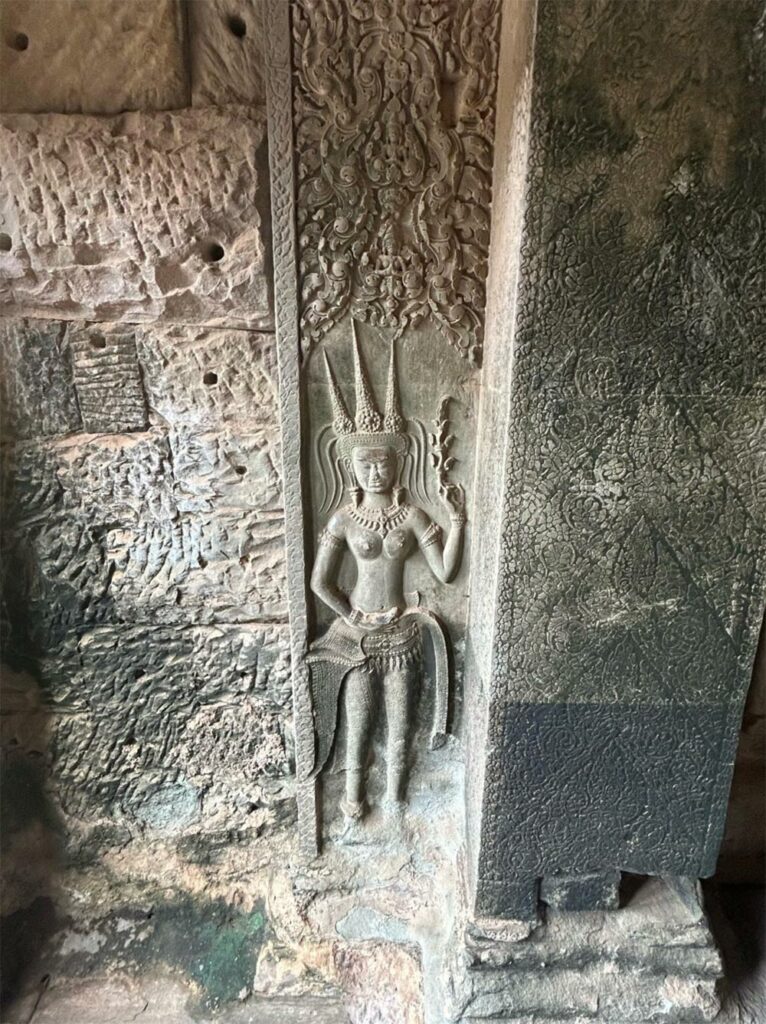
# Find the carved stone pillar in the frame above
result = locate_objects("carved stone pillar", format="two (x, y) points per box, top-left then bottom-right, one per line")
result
(466, 0), (766, 918)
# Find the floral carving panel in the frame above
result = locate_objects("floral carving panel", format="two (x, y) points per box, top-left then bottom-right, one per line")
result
(292, 0), (500, 365)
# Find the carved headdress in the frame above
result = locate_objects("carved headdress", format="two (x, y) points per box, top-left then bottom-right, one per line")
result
(323, 325), (408, 459)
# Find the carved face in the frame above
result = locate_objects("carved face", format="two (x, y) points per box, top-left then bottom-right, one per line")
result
(350, 446), (398, 494)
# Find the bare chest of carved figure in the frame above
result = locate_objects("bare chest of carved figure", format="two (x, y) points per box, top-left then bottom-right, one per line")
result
(346, 522), (416, 563)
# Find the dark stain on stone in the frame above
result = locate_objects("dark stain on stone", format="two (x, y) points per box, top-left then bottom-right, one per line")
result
(151, 896), (267, 1008)
(47, 895), (269, 1011)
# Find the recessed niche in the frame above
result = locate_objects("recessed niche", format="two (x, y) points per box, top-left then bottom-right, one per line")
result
(203, 371), (218, 386)
(90, 334), (107, 350)
(203, 241), (225, 263)
(8, 32), (29, 51)
(0, 233), (11, 252)
(228, 14), (247, 38)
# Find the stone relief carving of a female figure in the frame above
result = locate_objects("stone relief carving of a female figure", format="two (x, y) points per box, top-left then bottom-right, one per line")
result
(307, 330), (466, 824)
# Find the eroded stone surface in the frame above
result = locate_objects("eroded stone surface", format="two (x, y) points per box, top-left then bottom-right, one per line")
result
(0, 319), (80, 440)
(136, 324), (280, 433)
(69, 322), (148, 433)
(1, 427), (285, 641)
(0, 0), (188, 114)
(0, 109), (272, 327)
(2, 622), (292, 835)
(189, 0), (266, 107)
(455, 878), (722, 1022)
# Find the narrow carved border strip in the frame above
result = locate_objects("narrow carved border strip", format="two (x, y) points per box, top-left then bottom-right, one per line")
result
(265, 0), (318, 855)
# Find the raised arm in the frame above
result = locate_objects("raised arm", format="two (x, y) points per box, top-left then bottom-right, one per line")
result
(412, 486), (466, 584)
(310, 513), (353, 620)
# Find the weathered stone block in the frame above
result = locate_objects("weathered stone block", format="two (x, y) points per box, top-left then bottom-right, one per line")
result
(4, 622), (292, 830)
(458, 879), (722, 1021)
(136, 325), (279, 433)
(0, 0), (187, 115)
(332, 942), (424, 1024)
(69, 322), (147, 433)
(169, 428), (282, 514)
(1, 430), (286, 643)
(189, 0), (265, 107)
(540, 871), (621, 912)
(0, 109), (272, 328)
(0, 319), (80, 440)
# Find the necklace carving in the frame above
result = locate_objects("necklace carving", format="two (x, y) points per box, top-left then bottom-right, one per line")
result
(348, 502), (409, 537)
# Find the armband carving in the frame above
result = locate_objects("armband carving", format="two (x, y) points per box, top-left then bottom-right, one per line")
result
(421, 522), (442, 549)
(318, 528), (344, 550)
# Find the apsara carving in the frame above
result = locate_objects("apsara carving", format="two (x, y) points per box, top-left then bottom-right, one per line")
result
(293, 0), (501, 365)
(307, 325), (466, 829)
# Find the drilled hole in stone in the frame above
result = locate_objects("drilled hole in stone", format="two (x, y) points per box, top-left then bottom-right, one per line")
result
(197, 555), (208, 569)
(0, 233), (11, 252)
(235, 465), (247, 476)
(204, 241), (225, 263)
(90, 334), (107, 349)
(203, 371), (218, 386)
(228, 14), (246, 38)
(9, 32), (29, 51)
(134, 669), (145, 679)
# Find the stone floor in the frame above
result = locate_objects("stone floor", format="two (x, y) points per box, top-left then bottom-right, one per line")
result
(2, 882), (763, 1024)
(3, 977), (347, 1024)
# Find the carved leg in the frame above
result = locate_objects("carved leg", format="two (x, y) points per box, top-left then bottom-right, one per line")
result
(383, 667), (411, 807)
(342, 666), (375, 819)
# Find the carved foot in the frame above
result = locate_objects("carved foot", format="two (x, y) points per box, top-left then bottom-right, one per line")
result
(381, 794), (406, 821)
(340, 797), (365, 822)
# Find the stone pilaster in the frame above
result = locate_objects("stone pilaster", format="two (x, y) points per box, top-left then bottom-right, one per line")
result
(466, 0), (766, 918)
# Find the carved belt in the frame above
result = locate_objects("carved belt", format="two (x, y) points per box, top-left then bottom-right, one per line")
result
(304, 607), (450, 778)
(364, 608), (449, 750)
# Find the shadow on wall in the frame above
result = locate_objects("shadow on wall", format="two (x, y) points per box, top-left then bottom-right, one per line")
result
(705, 610), (766, 1023)
(0, 648), (62, 1010)
(717, 611), (766, 884)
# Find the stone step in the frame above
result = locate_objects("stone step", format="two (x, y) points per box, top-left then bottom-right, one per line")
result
(452, 964), (720, 1022)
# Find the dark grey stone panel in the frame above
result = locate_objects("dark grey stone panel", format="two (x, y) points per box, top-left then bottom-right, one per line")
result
(472, 0), (766, 915)
(484, 704), (727, 881)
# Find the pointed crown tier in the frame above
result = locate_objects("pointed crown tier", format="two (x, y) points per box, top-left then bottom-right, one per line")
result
(323, 325), (408, 458)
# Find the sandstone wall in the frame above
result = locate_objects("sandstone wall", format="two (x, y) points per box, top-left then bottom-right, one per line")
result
(0, 2), (299, 1008)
